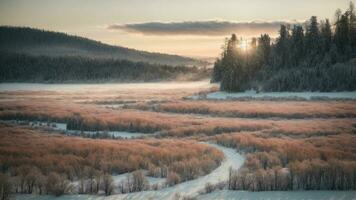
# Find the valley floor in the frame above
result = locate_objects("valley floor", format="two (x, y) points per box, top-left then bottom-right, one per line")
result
(1, 81), (356, 199)
(197, 190), (356, 200)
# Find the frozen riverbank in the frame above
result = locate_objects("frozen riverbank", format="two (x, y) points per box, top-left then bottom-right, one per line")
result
(192, 91), (356, 100)
(14, 143), (245, 200)
(196, 190), (356, 200)
(0, 81), (212, 92)
(0, 120), (155, 139)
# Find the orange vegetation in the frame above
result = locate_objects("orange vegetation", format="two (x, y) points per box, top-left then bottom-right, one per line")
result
(1, 84), (355, 193)
(214, 132), (356, 190)
(0, 124), (223, 186)
(130, 100), (356, 119)
(1, 100), (355, 137)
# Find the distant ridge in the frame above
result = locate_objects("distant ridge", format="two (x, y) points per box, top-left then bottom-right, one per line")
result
(0, 26), (206, 66)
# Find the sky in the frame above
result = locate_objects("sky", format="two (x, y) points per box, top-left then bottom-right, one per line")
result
(0, 0), (352, 58)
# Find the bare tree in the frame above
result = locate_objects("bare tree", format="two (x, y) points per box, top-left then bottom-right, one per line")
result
(131, 170), (148, 192)
(35, 173), (46, 195)
(46, 172), (71, 196)
(166, 172), (181, 186)
(204, 182), (214, 193)
(25, 167), (41, 194)
(0, 173), (11, 200)
(84, 167), (97, 194)
(101, 174), (113, 196)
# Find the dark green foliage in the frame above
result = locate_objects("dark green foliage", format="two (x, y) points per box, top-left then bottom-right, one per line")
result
(212, 33), (272, 92)
(0, 53), (202, 82)
(213, 2), (356, 92)
(0, 26), (202, 66)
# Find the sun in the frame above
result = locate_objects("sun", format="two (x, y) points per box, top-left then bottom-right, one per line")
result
(239, 39), (249, 52)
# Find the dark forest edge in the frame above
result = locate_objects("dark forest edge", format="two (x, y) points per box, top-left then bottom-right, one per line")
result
(212, 2), (356, 92)
(0, 53), (210, 83)
(0, 26), (206, 66)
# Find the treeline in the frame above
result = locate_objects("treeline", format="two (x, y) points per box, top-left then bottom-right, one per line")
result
(0, 124), (223, 197)
(0, 169), (151, 197)
(0, 53), (207, 82)
(212, 2), (356, 91)
(0, 26), (200, 66)
(214, 133), (356, 191)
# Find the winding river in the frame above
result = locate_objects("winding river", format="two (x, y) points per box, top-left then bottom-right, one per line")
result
(15, 143), (245, 200)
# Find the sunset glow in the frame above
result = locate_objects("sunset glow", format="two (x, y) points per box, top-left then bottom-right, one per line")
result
(0, 0), (351, 58)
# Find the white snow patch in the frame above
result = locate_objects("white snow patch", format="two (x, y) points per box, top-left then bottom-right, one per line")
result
(0, 81), (212, 92)
(66, 130), (155, 139)
(197, 190), (356, 200)
(14, 143), (245, 200)
(1, 120), (154, 139)
(111, 143), (245, 200)
(193, 91), (356, 100)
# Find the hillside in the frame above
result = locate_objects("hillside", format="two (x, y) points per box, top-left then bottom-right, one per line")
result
(0, 26), (205, 66)
(0, 52), (210, 83)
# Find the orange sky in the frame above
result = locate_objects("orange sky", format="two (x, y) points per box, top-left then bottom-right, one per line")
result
(0, 0), (352, 58)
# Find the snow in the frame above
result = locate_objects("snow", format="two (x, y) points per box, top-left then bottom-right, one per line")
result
(146, 177), (166, 186)
(14, 143), (245, 200)
(0, 81), (212, 92)
(192, 91), (356, 100)
(111, 172), (166, 187)
(1, 120), (67, 131)
(1, 120), (154, 139)
(112, 173), (130, 185)
(66, 130), (156, 139)
(30, 121), (67, 131)
(96, 143), (244, 200)
(15, 190), (356, 200)
(13, 144), (356, 200)
(196, 190), (356, 200)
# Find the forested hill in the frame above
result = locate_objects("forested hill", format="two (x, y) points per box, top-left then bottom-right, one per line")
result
(0, 26), (204, 66)
(0, 53), (210, 83)
(212, 2), (356, 92)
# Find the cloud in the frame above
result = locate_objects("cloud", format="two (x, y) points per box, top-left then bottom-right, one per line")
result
(107, 20), (300, 36)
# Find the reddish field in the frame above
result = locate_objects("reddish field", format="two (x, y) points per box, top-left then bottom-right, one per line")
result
(0, 124), (223, 184)
(127, 100), (356, 118)
(0, 83), (355, 194)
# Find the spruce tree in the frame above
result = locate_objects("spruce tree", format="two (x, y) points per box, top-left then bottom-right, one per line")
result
(290, 25), (305, 66)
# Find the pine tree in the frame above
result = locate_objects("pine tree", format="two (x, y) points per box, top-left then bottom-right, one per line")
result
(257, 34), (271, 65)
(211, 58), (222, 82)
(348, 2), (356, 53)
(290, 25), (305, 66)
(321, 19), (332, 52)
(304, 16), (322, 66)
(335, 13), (350, 55)
(275, 25), (290, 68)
(220, 34), (245, 91)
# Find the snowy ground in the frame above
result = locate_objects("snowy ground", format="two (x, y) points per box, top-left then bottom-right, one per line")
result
(70, 172), (166, 194)
(66, 130), (156, 139)
(196, 190), (356, 200)
(0, 81), (212, 92)
(111, 171), (166, 191)
(13, 144), (356, 200)
(192, 91), (356, 100)
(15, 143), (245, 200)
(1, 120), (155, 139)
(117, 143), (245, 200)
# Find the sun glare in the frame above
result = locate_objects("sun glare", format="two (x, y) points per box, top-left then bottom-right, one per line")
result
(239, 39), (249, 52)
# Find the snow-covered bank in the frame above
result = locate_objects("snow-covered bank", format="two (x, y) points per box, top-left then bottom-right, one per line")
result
(196, 190), (356, 200)
(0, 120), (156, 139)
(111, 171), (166, 190)
(192, 91), (356, 100)
(0, 81), (212, 92)
(118, 143), (245, 199)
(14, 144), (245, 200)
